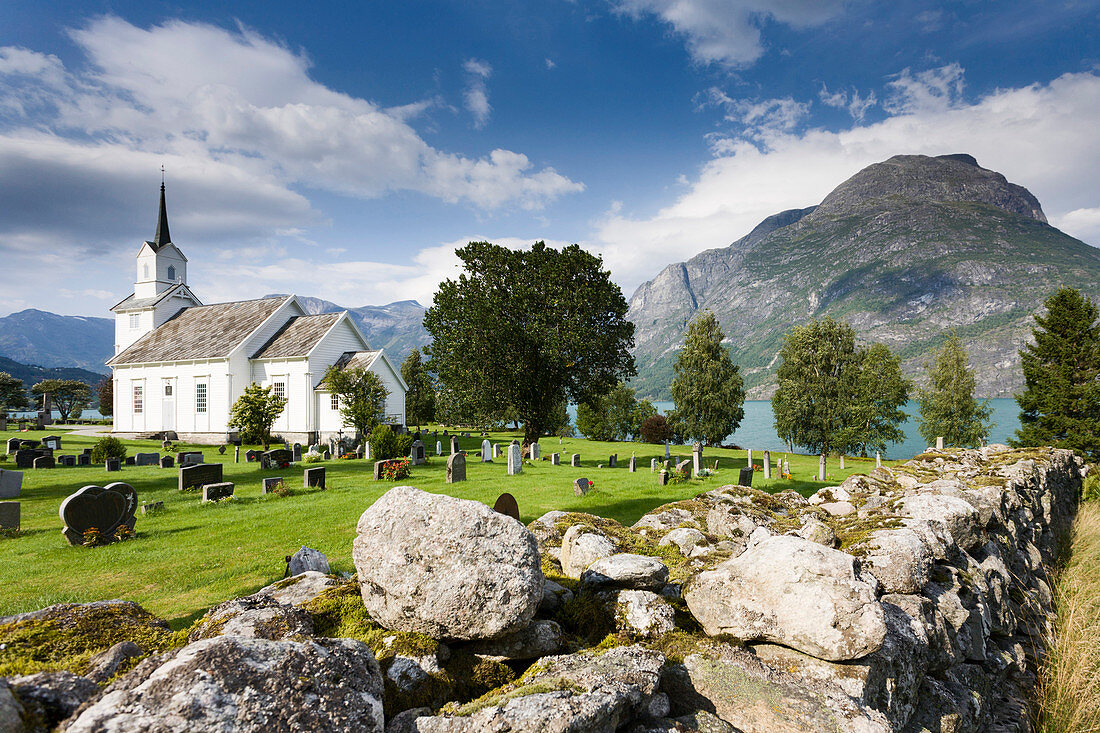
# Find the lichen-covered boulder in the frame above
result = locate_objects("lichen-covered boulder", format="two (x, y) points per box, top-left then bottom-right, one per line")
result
(860, 528), (933, 594)
(254, 571), (341, 607)
(658, 527), (709, 557)
(0, 682), (22, 732)
(581, 554), (669, 591)
(84, 641), (145, 683)
(616, 590), (675, 639)
(462, 620), (565, 660)
(65, 636), (385, 732)
(898, 493), (981, 550)
(353, 486), (543, 640)
(560, 525), (616, 578)
(794, 517), (837, 548)
(684, 535), (886, 661)
(186, 595), (313, 642)
(9, 671), (99, 728)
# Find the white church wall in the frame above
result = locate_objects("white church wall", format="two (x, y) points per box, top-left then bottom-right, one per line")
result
(112, 359), (230, 437)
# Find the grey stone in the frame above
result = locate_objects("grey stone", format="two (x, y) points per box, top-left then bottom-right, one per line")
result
(581, 553), (670, 591)
(65, 636), (385, 733)
(187, 595), (314, 642)
(507, 443), (522, 475)
(481, 439), (492, 462)
(254, 571), (341, 607)
(84, 641), (145, 683)
(134, 452), (159, 466)
(659, 527), (709, 556)
(530, 443), (541, 461)
(795, 517), (838, 548)
(560, 524), (616, 578)
(288, 545), (330, 575)
(352, 486), (543, 640)
(447, 452), (466, 482)
(9, 671), (98, 728)
(573, 477), (591, 496)
(463, 619), (565, 660)
(616, 590), (676, 639)
(0, 468), (21, 498)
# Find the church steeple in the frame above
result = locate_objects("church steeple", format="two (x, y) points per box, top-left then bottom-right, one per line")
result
(153, 182), (171, 247)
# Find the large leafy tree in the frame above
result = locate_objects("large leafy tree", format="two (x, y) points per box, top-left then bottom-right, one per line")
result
(669, 311), (745, 446)
(917, 331), (993, 448)
(31, 379), (91, 422)
(227, 383), (287, 448)
(424, 241), (635, 446)
(321, 367), (389, 439)
(851, 343), (910, 455)
(400, 349), (435, 430)
(1012, 287), (1100, 461)
(772, 318), (864, 478)
(577, 382), (644, 441)
(0, 372), (29, 414)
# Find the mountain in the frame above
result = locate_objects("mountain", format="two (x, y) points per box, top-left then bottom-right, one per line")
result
(0, 310), (113, 374)
(627, 154), (1100, 400)
(265, 295), (430, 365)
(0, 356), (107, 389)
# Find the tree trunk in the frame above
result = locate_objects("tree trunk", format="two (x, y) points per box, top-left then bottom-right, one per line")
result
(818, 453), (827, 481)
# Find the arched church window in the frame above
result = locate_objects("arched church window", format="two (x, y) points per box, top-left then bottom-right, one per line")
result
(143, 264), (149, 279)
(167, 265), (176, 281)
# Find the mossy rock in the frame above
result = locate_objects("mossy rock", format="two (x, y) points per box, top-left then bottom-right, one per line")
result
(0, 601), (182, 677)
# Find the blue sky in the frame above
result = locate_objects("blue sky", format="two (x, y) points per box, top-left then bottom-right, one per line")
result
(1, 0), (1098, 316)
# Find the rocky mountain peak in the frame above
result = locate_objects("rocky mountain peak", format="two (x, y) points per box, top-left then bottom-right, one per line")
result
(812, 153), (1047, 223)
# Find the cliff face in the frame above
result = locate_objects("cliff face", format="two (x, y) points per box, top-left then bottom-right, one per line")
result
(627, 154), (1100, 399)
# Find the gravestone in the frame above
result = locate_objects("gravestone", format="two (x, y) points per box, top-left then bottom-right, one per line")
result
(293, 443), (302, 462)
(507, 443), (522, 475)
(551, 453), (560, 466)
(234, 446), (240, 463)
(692, 443), (703, 474)
(81, 448), (92, 456)
(840, 455), (845, 470)
(14, 450), (37, 469)
(179, 463), (223, 492)
(162, 440), (173, 451)
(436, 441), (443, 456)
(373, 460), (391, 481)
(530, 443), (541, 461)
(492, 492), (520, 521)
(201, 482), (235, 503)
(0, 501), (19, 530)
(763, 450), (771, 479)
(658, 470), (669, 486)
(936, 436), (945, 450)
(124, 456), (136, 466)
(245, 449), (261, 462)
(481, 440), (492, 462)
(746, 448), (753, 469)
(159, 455), (174, 469)
(77, 454), (90, 467)
(134, 452), (159, 467)
(573, 478), (590, 496)
(450, 436), (460, 455)
(738, 467), (754, 488)
(59, 481), (138, 546)
(608, 454), (617, 468)
(284, 442), (291, 451)
(571, 454), (580, 467)
(0, 416), (5, 431)
(262, 477), (284, 495)
(629, 455), (637, 472)
(321, 450), (330, 461)
(446, 452), (466, 483)
(665, 442), (671, 460)
(261, 449), (293, 470)
(875, 452), (881, 468)
(304, 466), (325, 489)
(6, 438), (21, 454)
(41, 435), (62, 450)
(676, 459), (692, 479)
(105, 458), (121, 472)
(410, 440), (427, 466)
(33, 455), (55, 469)
(363, 442), (371, 461)
(141, 501), (164, 515)
(783, 459), (790, 476)
(164, 431), (179, 442)
(493, 444), (502, 459)
(218, 445), (226, 455)
(0, 469), (23, 499)
(177, 452), (203, 467)
(58, 455), (76, 467)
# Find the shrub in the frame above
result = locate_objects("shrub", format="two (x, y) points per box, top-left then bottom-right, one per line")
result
(90, 436), (127, 463)
(640, 415), (672, 444)
(370, 424), (399, 460)
(395, 433), (413, 458)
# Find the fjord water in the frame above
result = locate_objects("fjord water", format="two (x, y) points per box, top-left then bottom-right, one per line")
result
(648, 399), (1021, 460)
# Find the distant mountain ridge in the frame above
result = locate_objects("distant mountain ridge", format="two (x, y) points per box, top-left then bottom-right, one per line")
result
(626, 154), (1100, 400)
(0, 310), (113, 374)
(0, 355), (106, 390)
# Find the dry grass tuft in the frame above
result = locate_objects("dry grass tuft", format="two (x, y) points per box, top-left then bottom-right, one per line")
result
(1038, 501), (1100, 732)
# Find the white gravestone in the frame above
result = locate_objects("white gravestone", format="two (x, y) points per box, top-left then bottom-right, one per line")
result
(481, 440), (492, 462)
(507, 443), (523, 475)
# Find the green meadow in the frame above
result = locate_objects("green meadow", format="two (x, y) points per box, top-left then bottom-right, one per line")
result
(0, 427), (893, 627)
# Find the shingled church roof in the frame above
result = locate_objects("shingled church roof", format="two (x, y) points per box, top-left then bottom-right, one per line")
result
(251, 313), (342, 359)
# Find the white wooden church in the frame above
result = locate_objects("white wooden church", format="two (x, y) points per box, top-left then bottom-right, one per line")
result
(107, 184), (406, 443)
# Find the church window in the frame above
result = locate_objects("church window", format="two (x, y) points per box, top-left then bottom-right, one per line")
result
(196, 383), (208, 413)
(164, 384), (173, 397)
(331, 393), (339, 411)
(129, 314), (140, 329)
(143, 264), (149, 279)
(273, 381), (286, 399)
(133, 385), (143, 414)
(167, 265), (176, 281)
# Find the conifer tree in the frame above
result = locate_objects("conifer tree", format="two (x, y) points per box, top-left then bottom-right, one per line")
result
(917, 331), (993, 448)
(1012, 287), (1100, 461)
(670, 311), (744, 446)
(400, 349), (435, 430)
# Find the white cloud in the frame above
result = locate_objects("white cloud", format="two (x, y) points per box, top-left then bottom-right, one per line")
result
(463, 58), (492, 128)
(613, 0), (845, 67)
(545, 58), (556, 69)
(702, 88), (811, 137)
(591, 70), (1100, 296)
(884, 63), (966, 114)
(818, 84), (877, 122)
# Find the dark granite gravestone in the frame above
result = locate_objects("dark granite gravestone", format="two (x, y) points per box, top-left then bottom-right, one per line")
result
(571, 454), (581, 467)
(261, 477), (284, 494)
(6, 438), (21, 454)
(159, 455), (174, 469)
(15, 450), (38, 469)
(234, 446), (240, 463)
(57, 455), (76, 467)
(0, 469), (22, 499)
(245, 449), (261, 462)
(410, 440), (427, 466)
(261, 449), (292, 470)
(492, 444), (501, 459)
(551, 453), (560, 465)
(141, 501), (164, 515)
(41, 435), (62, 451)
(77, 454), (90, 466)
(0, 416), (5, 431)
(492, 492), (520, 520)
(372, 460), (389, 481)
(292, 443), (302, 462)
(179, 463), (223, 492)
(446, 452), (466, 483)
(19, 440), (38, 450)
(124, 456), (136, 466)
(573, 478), (591, 496)
(218, 445), (226, 455)
(177, 452), (204, 467)
(59, 482), (137, 546)
(201, 482), (235, 502)
(675, 460), (692, 479)
(33, 455), (55, 469)
(608, 454), (617, 468)
(738, 467), (754, 488)
(105, 458), (121, 472)
(163, 431), (179, 441)
(304, 466), (325, 489)
(0, 502), (19, 530)
(134, 453), (159, 467)
(450, 436), (460, 454)
(82, 448), (93, 456)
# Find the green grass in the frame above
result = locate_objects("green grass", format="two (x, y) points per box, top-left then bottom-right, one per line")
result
(0, 426), (892, 626)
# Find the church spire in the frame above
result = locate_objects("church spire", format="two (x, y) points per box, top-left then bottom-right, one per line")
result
(153, 179), (171, 247)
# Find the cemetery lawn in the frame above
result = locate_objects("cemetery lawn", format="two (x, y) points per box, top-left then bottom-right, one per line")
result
(0, 427), (899, 627)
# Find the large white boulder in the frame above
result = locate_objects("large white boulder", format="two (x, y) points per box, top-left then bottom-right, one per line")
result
(684, 535), (886, 661)
(560, 525), (616, 578)
(353, 486), (543, 640)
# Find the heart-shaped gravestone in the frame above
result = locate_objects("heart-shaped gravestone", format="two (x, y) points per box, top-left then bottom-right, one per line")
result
(59, 482), (138, 546)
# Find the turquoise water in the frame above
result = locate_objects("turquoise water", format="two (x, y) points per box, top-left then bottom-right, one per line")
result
(568, 399), (1020, 461)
